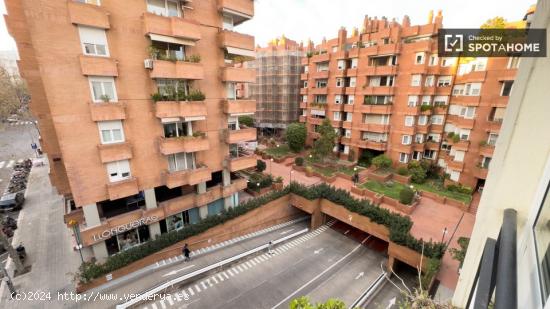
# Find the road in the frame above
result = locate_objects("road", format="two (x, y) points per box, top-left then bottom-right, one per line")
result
(139, 222), (387, 309)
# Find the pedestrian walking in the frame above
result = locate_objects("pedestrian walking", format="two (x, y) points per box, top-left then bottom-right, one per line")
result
(183, 243), (191, 262)
(267, 241), (274, 255)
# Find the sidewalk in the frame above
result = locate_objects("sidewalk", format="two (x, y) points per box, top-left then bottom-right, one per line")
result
(0, 159), (81, 308)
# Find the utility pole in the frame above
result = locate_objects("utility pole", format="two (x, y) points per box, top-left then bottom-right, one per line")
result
(0, 229), (25, 275)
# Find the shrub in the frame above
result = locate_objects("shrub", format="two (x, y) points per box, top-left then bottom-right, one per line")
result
(151, 93), (163, 102)
(295, 157), (304, 166)
(239, 115), (254, 127)
(256, 160), (266, 172)
(399, 187), (415, 205)
(372, 154), (392, 169)
(358, 150), (375, 167)
(187, 54), (201, 63)
(100, 94), (111, 102)
(452, 135), (460, 143)
(420, 105), (433, 112)
(446, 184), (473, 195)
(479, 140), (488, 147)
(192, 131), (206, 138)
(286, 123), (307, 153)
(447, 132), (455, 139)
(397, 167), (409, 176)
(187, 89), (205, 101)
(275, 176), (283, 183)
(408, 161), (427, 183)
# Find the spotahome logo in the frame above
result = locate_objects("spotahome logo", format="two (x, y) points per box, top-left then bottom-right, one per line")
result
(438, 28), (547, 57)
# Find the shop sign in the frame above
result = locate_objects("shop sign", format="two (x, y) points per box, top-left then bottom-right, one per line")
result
(92, 216), (158, 242)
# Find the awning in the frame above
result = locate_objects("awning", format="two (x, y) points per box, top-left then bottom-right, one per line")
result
(184, 116), (206, 122)
(229, 112), (255, 117)
(226, 47), (255, 58)
(310, 109), (326, 116)
(149, 34), (195, 46)
(161, 117), (181, 123)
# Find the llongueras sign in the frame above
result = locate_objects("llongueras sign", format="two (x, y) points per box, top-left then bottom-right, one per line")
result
(81, 215), (160, 246)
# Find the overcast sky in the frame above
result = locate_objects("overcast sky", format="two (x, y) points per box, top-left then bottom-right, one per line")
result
(0, 0), (535, 53)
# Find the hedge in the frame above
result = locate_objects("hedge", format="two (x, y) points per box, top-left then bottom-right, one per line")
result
(78, 183), (445, 283)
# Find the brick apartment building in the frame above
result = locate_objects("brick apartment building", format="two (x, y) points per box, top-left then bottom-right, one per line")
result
(5, 0), (257, 261)
(248, 36), (304, 135)
(300, 11), (527, 189)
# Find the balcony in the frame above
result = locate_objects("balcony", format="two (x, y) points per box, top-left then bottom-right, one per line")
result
(300, 73), (308, 80)
(377, 43), (400, 55)
(473, 166), (488, 179)
(311, 53), (330, 63)
(455, 71), (487, 83)
(343, 104), (354, 113)
(359, 104), (392, 114)
(224, 99), (256, 115)
(164, 166), (212, 189)
(107, 177), (139, 201)
(89, 102), (126, 121)
(452, 140), (470, 151)
(363, 65), (398, 76)
(450, 95), (481, 107)
(393, 144), (413, 153)
(497, 68), (517, 81)
(310, 87), (328, 95)
(222, 178), (248, 197)
(219, 30), (255, 51)
(79, 55), (118, 76)
(222, 67), (256, 83)
(311, 71), (329, 79)
(226, 128), (256, 143)
(150, 60), (204, 80)
(357, 140), (387, 151)
(448, 160), (465, 172)
(68, 1), (110, 29)
(155, 101), (207, 119)
(480, 145), (495, 157)
(227, 154), (256, 172)
(143, 12), (201, 41)
(487, 119), (503, 132)
(300, 88), (308, 95)
(491, 96), (509, 108)
(97, 142), (133, 163)
(158, 136), (210, 155)
(357, 123), (390, 133)
(299, 115), (306, 123)
(425, 141), (440, 150)
(362, 86), (394, 95)
(218, 0), (254, 24)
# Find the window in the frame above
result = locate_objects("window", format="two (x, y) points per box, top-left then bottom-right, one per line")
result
(429, 54), (438, 66)
(459, 129), (471, 140)
(334, 95), (342, 104)
(488, 133), (499, 145)
(346, 95), (355, 105)
(349, 77), (357, 87)
(508, 56), (520, 69)
(465, 83), (482, 96)
(399, 153), (409, 163)
(452, 84), (465, 96)
(421, 96), (431, 106)
(411, 74), (422, 87)
(336, 78), (343, 87)
(418, 115), (428, 125)
(441, 57), (456, 67)
(460, 106), (476, 119)
(314, 95), (327, 104)
(316, 62), (329, 72)
(433, 95), (448, 106)
(151, 40), (185, 61)
(415, 134), (424, 143)
(424, 149), (437, 160)
(222, 14), (234, 30)
(408, 96), (418, 107)
(415, 52), (425, 64)
(316, 79), (328, 88)
(402, 135), (412, 145)
(351, 58), (359, 68)
(454, 150), (465, 162)
(333, 112), (341, 121)
(98, 120), (124, 144)
(345, 113), (353, 122)
(302, 95), (307, 103)
(78, 26), (109, 57)
(89, 77), (117, 102)
(437, 76), (452, 87)
(147, 0), (181, 17)
(501, 81), (513, 96)
(344, 129), (351, 137)
(405, 116), (414, 127)
(331, 46), (338, 52)
(431, 115), (444, 125)
(449, 170), (460, 181)
(106, 160), (131, 182)
(168, 152), (195, 172)
(163, 121), (191, 138)
(427, 133), (440, 143)
(337, 60), (346, 70)
(481, 156), (492, 168)
(425, 75), (435, 87)
(303, 81), (308, 88)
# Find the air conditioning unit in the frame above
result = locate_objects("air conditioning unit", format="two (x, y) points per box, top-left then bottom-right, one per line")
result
(144, 59), (154, 69)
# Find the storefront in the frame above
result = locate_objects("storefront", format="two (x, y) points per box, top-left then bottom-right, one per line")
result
(159, 207), (201, 233)
(105, 225), (151, 256)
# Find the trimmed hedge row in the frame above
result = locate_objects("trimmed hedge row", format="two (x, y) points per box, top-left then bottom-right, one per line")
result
(288, 182), (445, 260)
(78, 183), (445, 283)
(78, 187), (291, 283)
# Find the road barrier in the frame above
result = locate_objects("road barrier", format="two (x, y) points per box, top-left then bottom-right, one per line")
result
(348, 271), (387, 309)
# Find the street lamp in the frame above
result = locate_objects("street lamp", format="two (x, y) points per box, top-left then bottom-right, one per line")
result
(290, 170), (294, 183)
(270, 158), (273, 175)
(441, 227), (448, 243)
(69, 219), (84, 264)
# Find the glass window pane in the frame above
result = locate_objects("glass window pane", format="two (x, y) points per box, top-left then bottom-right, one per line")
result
(101, 130), (112, 143)
(84, 43), (95, 55)
(167, 1), (179, 17)
(103, 82), (115, 101)
(91, 81), (103, 101)
(96, 44), (106, 55)
(112, 129), (122, 142)
(168, 154), (177, 171)
(535, 185), (550, 303)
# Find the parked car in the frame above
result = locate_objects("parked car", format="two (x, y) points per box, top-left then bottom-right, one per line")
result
(6, 114), (19, 123)
(0, 192), (24, 212)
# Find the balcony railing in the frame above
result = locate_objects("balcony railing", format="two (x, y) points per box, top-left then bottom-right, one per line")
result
(106, 177), (139, 201)
(164, 165), (212, 189)
(219, 30), (255, 51)
(226, 127), (257, 144)
(149, 60), (204, 80)
(142, 12), (201, 41)
(158, 135), (210, 155)
(89, 102), (126, 121)
(226, 153), (256, 172)
(218, 0), (254, 24)
(222, 66), (256, 83)
(68, 1), (110, 29)
(155, 101), (207, 119)
(357, 140), (387, 151)
(79, 55), (118, 77)
(223, 99), (256, 115)
(97, 142), (133, 163)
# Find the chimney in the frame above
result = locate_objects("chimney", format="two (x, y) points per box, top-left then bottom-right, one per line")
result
(402, 15), (410, 28)
(338, 27), (347, 50)
(434, 10), (443, 26)
(427, 10), (434, 24)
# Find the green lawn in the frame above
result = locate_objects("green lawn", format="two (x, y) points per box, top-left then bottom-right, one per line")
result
(412, 181), (472, 203)
(310, 164), (364, 177)
(361, 180), (408, 200)
(264, 144), (292, 158)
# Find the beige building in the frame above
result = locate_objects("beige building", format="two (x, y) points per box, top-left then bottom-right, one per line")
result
(5, 0), (257, 261)
(453, 1), (550, 308)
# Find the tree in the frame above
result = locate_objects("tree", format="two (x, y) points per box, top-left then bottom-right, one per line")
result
(286, 123), (307, 153)
(408, 161), (427, 183)
(449, 237), (470, 266)
(312, 119), (336, 163)
(371, 154), (392, 169)
(399, 187), (415, 205)
(481, 16), (507, 29)
(0, 67), (29, 121)
(290, 296), (347, 309)
(256, 159), (266, 172)
(238, 115), (254, 127)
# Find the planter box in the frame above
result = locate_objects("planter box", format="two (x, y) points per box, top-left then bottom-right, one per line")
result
(292, 165), (306, 172)
(393, 173), (411, 184)
(351, 185), (365, 196)
(388, 242), (429, 272)
(382, 196), (417, 214)
(419, 190), (446, 204)
(445, 198), (470, 212)
(272, 182), (284, 190)
(367, 170), (393, 182)
(245, 187), (270, 197)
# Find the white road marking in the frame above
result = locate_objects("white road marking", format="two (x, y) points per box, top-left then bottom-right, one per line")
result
(0, 161), (5, 168)
(249, 259), (257, 266)
(222, 272), (230, 279)
(355, 272), (364, 280)
(151, 303), (158, 309)
(227, 269), (235, 276)
(216, 274), (224, 282)
(188, 287), (194, 296)
(201, 281), (208, 289)
(6, 160), (14, 168)
(211, 276), (218, 284)
(237, 265), (244, 271)
(241, 263), (249, 270)
(166, 295), (174, 305)
(195, 284), (201, 292)
(314, 248), (324, 254)
(159, 300), (166, 309)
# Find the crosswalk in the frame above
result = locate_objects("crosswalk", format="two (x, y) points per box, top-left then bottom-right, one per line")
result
(6, 121), (35, 126)
(0, 159), (26, 170)
(142, 220), (336, 309)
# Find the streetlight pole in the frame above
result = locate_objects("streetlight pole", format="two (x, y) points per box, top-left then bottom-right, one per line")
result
(270, 158), (273, 176)
(69, 220), (84, 264)
(290, 170), (294, 184)
(441, 227), (448, 243)
(2, 267), (16, 296)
